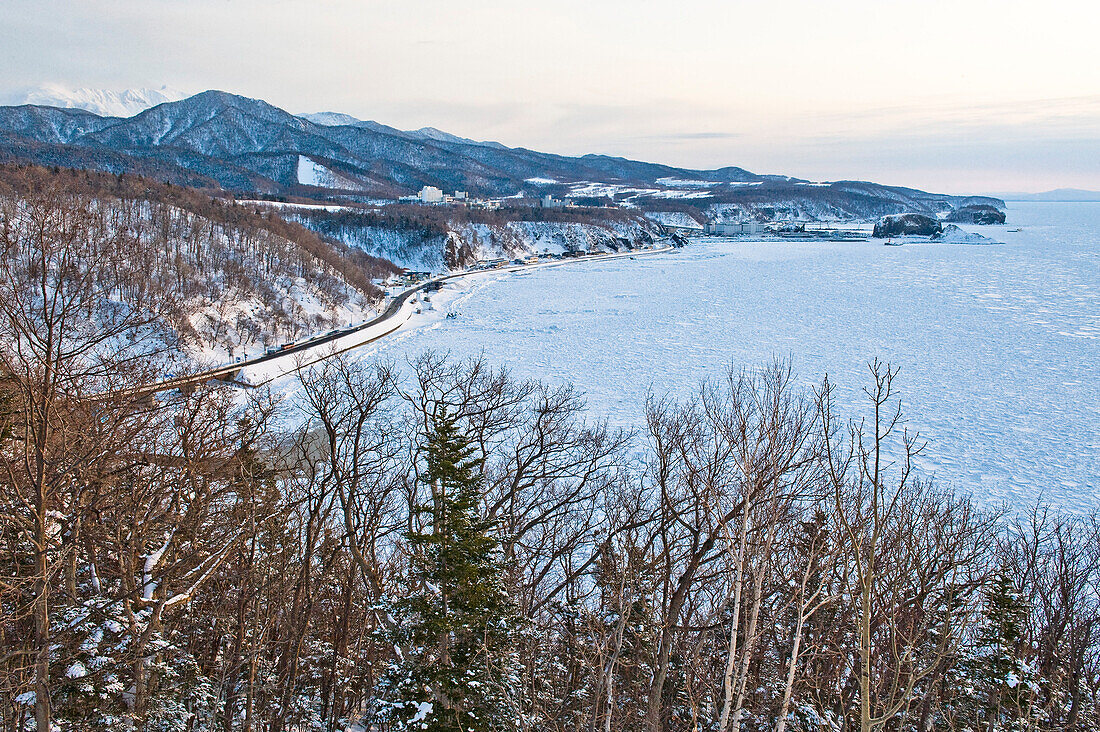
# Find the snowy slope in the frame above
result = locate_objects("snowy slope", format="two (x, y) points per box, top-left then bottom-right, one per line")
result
(296, 155), (365, 190)
(406, 126), (507, 149)
(299, 111), (366, 127)
(645, 211), (704, 229)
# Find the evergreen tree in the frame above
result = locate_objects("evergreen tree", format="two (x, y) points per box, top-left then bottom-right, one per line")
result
(377, 408), (523, 732)
(959, 566), (1035, 731)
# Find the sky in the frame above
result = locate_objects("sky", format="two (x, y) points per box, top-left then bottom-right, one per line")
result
(3, 0), (1099, 194)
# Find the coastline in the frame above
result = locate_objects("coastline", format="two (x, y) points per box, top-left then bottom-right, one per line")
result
(157, 241), (677, 393)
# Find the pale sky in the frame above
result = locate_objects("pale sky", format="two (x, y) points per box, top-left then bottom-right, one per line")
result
(4, 0), (1099, 194)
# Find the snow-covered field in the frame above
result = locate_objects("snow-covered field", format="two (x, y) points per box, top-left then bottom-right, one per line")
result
(273, 203), (1100, 513)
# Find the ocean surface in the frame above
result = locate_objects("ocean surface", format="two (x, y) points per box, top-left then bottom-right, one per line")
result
(348, 203), (1100, 513)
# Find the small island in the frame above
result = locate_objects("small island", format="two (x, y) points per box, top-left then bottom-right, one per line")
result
(945, 204), (1007, 224)
(872, 213), (943, 237)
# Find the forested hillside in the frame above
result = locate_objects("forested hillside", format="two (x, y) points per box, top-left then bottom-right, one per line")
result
(2, 178), (1099, 731)
(288, 204), (661, 270)
(0, 166), (398, 364)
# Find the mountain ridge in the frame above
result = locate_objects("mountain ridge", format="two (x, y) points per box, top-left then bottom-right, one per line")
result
(0, 89), (1003, 220)
(994, 188), (1100, 202)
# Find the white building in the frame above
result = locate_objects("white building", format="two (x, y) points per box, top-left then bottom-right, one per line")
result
(418, 186), (444, 204)
(705, 221), (761, 236)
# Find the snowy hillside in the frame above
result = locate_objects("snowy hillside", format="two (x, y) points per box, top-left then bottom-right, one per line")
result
(302, 111), (506, 148)
(299, 111), (366, 127)
(405, 126), (507, 149)
(644, 211), (704, 229)
(0, 166), (395, 368)
(284, 205), (662, 271)
(296, 155), (366, 190)
(113, 199), (379, 364)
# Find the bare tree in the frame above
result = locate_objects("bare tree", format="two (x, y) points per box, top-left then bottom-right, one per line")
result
(818, 361), (994, 731)
(0, 175), (166, 730)
(641, 361), (820, 732)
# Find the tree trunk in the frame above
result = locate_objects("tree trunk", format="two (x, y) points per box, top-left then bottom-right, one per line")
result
(718, 512), (751, 732)
(34, 510), (50, 732)
(33, 398), (52, 732)
(775, 613), (806, 732)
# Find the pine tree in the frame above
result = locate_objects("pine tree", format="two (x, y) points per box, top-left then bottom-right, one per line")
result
(377, 408), (522, 732)
(961, 566), (1035, 731)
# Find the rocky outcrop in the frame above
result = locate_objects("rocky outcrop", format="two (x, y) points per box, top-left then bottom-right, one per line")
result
(872, 213), (943, 238)
(945, 204), (1006, 225)
(932, 224), (999, 245)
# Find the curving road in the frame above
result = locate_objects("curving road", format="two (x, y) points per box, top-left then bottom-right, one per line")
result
(145, 241), (676, 396)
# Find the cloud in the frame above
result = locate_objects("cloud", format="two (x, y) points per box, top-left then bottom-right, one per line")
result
(648, 132), (743, 141)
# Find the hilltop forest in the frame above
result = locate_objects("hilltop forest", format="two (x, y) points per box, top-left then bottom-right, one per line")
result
(0, 165), (399, 361)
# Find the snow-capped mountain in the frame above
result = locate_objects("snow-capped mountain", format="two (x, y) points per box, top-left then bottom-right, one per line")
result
(14, 84), (187, 118)
(0, 90), (761, 193)
(405, 126), (506, 149)
(299, 111), (364, 127)
(299, 112), (406, 136)
(302, 112), (506, 149)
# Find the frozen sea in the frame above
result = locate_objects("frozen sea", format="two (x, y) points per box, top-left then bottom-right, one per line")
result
(341, 202), (1100, 513)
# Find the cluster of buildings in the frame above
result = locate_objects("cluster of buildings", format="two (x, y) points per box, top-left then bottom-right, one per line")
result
(539, 194), (576, 210)
(468, 255), (541, 271)
(402, 186), (502, 210)
(396, 270), (433, 285)
(413, 186), (456, 204)
(401, 187), (588, 212)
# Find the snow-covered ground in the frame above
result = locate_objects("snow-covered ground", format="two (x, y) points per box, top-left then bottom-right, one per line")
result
(236, 293), (426, 386)
(237, 199), (359, 212)
(267, 203), (1100, 513)
(188, 276), (375, 368)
